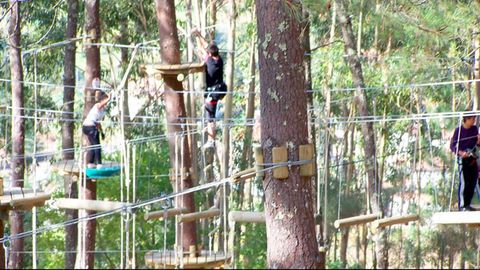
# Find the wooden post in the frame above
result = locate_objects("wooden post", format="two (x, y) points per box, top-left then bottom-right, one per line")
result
(334, 213), (381, 229)
(189, 245), (196, 258)
(54, 198), (127, 212)
(228, 211), (266, 223)
(178, 208), (221, 223)
(299, 144), (315, 177)
(144, 207), (188, 221)
(371, 214), (419, 234)
(272, 147), (288, 179)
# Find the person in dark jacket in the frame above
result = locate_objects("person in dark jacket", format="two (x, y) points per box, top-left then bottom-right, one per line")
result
(450, 115), (480, 211)
(192, 28), (226, 148)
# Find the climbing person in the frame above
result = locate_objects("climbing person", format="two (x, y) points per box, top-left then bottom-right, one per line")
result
(191, 28), (227, 148)
(450, 115), (480, 211)
(82, 78), (111, 169)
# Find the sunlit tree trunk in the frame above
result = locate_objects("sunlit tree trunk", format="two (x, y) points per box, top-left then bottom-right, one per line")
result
(155, 0), (197, 251)
(81, 0), (101, 268)
(8, 0), (25, 268)
(62, 0), (79, 268)
(335, 0), (385, 268)
(256, 0), (322, 267)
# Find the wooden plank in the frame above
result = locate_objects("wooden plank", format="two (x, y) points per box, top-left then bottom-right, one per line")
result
(178, 208), (221, 223)
(141, 62), (205, 76)
(371, 214), (419, 234)
(432, 211), (480, 225)
(229, 211), (265, 223)
(53, 198), (127, 212)
(272, 147), (288, 179)
(144, 207), (188, 221)
(10, 193), (51, 209)
(299, 144), (315, 177)
(334, 213), (382, 229)
(144, 250), (230, 269)
(230, 168), (256, 183)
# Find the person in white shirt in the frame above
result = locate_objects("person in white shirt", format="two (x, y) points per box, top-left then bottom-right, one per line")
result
(82, 90), (111, 168)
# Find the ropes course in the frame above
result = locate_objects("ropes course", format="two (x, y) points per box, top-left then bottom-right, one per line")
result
(0, 2), (478, 269)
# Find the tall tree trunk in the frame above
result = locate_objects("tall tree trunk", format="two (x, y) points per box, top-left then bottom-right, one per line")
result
(155, 0), (197, 251)
(8, 0), (25, 268)
(256, 0), (322, 267)
(222, 0), (236, 179)
(209, 0), (217, 41)
(81, 0), (101, 268)
(474, 37), (480, 125)
(335, 0), (385, 268)
(63, 0), (79, 268)
(356, 0), (364, 56)
(240, 21), (256, 170)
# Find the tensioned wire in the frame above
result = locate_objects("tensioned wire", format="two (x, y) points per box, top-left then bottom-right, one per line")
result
(0, 126), (463, 245)
(0, 77), (478, 95)
(0, 159), (312, 244)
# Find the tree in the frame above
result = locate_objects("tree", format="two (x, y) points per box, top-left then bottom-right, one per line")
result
(154, 0), (197, 251)
(256, 0), (322, 267)
(79, 0), (101, 268)
(62, 0), (79, 268)
(335, 0), (386, 268)
(8, 0), (25, 268)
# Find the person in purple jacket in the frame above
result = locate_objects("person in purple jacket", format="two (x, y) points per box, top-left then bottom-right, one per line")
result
(450, 115), (480, 211)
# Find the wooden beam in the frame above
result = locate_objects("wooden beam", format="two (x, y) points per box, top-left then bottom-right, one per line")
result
(371, 214), (419, 234)
(231, 168), (256, 183)
(229, 211), (265, 223)
(333, 213), (382, 229)
(178, 208), (221, 223)
(53, 198), (127, 212)
(10, 193), (51, 210)
(144, 207), (188, 221)
(432, 211), (480, 225)
(272, 147), (288, 179)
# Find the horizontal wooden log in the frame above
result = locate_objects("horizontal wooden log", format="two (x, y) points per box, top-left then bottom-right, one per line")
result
(144, 207), (188, 221)
(228, 211), (321, 225)
(178, 208), (221, 223)
(432, 211), (480, 225)
(10, 193), (51, 209)
(53, 198), (127, 212)
(141, 62), (205, 77)
(334, 213), (382, 229)
(0, 190), (50, 211)
(229, 211), (265, 223)
(371, 214), (419, 234)
(231, 168), (256, 183)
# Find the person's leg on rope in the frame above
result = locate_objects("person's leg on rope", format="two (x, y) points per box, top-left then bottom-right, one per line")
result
(203, 98), (217, 149)
(82, 125), (97, 168)
(93, 128), (103, 169)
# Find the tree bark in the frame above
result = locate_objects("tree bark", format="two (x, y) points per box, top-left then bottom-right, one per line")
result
(8, 0), (25, 268)
(474, 36), (480, 125)
(256, 0), (322, 268)
(155, 0), (197, 251)
(81, 0), (101, 268)
(209, 0), (217, 41)
(222, 0), (236, 179)
(335, 0), (385, 268)
(62, 0), (79, 268)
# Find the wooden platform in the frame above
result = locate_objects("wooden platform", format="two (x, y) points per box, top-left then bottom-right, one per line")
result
(141, 62), (205, 80)
(432, 211), (480, 225)
(52, 160), (120, 177)
(144, 250), (230, 269)
(0, 188), (50, 212)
